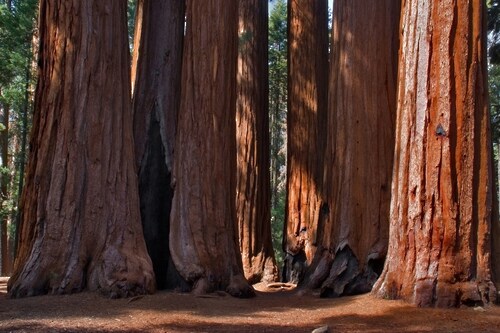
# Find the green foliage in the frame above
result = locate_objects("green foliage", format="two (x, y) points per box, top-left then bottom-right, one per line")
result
(271, 190), (285, 269)
(268, 0), (287, 271)
(127, 0), (136, 52)
(0, 0), (38, 243)
(0, 0), (37, 86)
(489, 0), (500, 143)
(489, 0), (500, 64)
(489, 64), (500, 143)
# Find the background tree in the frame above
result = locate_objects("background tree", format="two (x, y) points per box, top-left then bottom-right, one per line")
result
(8, 1), (154, 298)
(487, 0), (500, 293)
(283, 0), (328, 284)
(237, 0), (278, 284)
(373, 0), (497, 307)
(268, 0), (288, 268)
(169, 0), (254, 297)
(0, 0), (37, 276)
(131, 0), (185, 290)
(488, 0), (500, 64)
(127, 0), (137, 52)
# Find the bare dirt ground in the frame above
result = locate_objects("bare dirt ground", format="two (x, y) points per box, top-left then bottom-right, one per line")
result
(1, 277), (500, 333)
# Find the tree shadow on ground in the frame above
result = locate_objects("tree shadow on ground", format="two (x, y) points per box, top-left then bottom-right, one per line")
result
(1, 284), (500, 333)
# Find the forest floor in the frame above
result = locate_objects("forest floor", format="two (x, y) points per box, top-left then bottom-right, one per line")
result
(1, 277), (500, 333)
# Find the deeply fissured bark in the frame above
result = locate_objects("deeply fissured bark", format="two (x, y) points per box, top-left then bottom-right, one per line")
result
(373, 0), (497, 307)
(236, 0), (278, 285)
(284, 0), (329, 283)
(131, 0), (185, 290)
(169, 0), (254, 298)
(8, 1), (154, 298)
(301, 0), (400, 296)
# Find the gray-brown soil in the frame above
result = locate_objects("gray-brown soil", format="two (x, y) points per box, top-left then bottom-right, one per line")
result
(1, 278), (499, 332)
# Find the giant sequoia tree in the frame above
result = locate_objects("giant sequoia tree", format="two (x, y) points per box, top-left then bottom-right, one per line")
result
(131, 0), (185, 290)
(372, 0), (498, 307)
(236, 0), (278, 285)
(302, 0), (401, 297)
(283, 0), (328, 284)
(8, 1), (155, 297)
(169, 0), (254, 297)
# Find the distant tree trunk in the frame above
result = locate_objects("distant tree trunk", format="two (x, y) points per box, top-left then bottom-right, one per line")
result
(283, 0), (328, 283)
(1, 0), (13, 276)
(131, 0), (185, 290)
(14, 25), (39, 259)
(0, 97), (10, 276)
(236, 0), (278, 285)
(303, 0), (400, 297)
(170, 0), (254, 298)
(8, 1), (154, 298)
(373, 0), (497, 307)
(495, 143), (500, 293)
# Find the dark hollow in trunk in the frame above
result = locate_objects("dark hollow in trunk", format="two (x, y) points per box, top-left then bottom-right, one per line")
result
(131, 0), (185, 290)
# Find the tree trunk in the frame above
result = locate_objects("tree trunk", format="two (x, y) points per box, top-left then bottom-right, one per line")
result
(372, 0), (497, 307)
(169, 0), (254, 298)
(236, 0), (278, 285)
(494, 143), (500, 295)
(1, 97), (11, 276)
(8, 1), (154, 298)
(283, 0), (329, 284)
(303, 0), (400, 297)
(14, 24), (39, 259)
(0, 0), (11, 276)
(131, 0), (185, 290)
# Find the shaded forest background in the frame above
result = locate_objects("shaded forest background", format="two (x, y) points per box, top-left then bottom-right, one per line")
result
(0, 0), (497, 278)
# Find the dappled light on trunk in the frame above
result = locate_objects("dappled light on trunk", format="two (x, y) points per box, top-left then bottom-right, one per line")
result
(297, 0), (400, 297)
(284, 0), (329, 284)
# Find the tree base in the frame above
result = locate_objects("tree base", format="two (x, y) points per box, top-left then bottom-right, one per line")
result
(191, 274), (255, 298)
(373, 274), (497, 307)
(226, 274), (256, 298)
(302, 245), (384, 298)
(9, 245), (155, 299)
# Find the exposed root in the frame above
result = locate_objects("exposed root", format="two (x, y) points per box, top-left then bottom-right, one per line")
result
(266, 282), (297, 290)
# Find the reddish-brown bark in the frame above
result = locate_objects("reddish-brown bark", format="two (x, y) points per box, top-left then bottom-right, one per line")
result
(284, 0), (329, 284)
(373, 0), (497, 307)
(303, 0), (400, 297)
(236, 0), (278, 285)
(8, 1), (154, 298)
(169, 0), (254, 298)
(131, 0), (185, 290)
